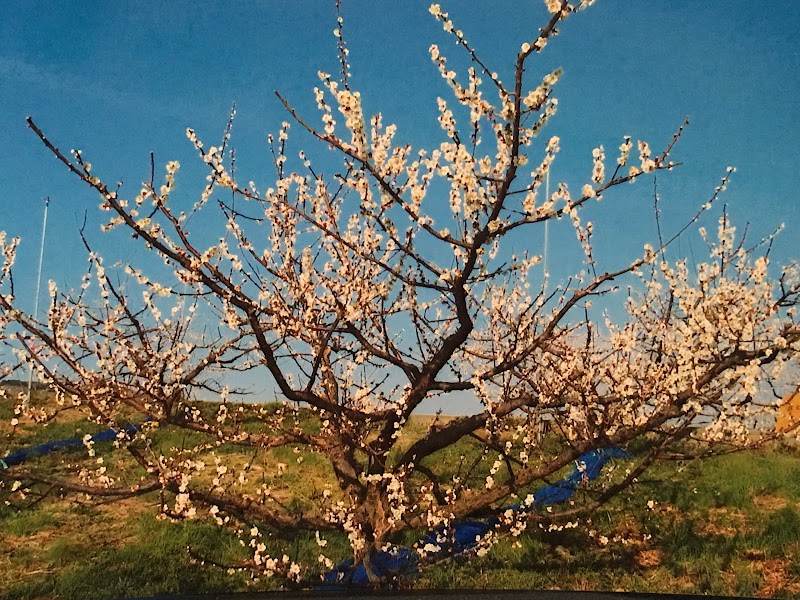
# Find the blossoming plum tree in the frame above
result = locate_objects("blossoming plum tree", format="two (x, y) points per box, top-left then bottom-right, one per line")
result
(1, 0), (799, 586)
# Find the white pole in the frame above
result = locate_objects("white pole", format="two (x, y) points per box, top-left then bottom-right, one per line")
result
(25, 197), (49, 408)
(543, 170), (550, 292)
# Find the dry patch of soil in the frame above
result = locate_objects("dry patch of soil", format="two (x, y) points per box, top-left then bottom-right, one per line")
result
(751, 494), (789, 511)
(698, 507), (748, 538)
(753, 558), (800, 598)
(634, 548), (663, 569)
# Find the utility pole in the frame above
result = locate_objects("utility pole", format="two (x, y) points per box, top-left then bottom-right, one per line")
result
(24, 197), (50, 408)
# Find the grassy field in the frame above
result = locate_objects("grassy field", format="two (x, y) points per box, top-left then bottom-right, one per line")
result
(2, 393), (800, 598)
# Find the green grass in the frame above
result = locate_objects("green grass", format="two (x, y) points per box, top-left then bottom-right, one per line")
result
(3, 396), (800, 598)
(762, 507), (800, 549)
(413, 446), (800, 596)
(648, 450), (800, 513)
(6, 419), (102, 451)
(3, 509), (253, 600)
(0, 506), (61, 536)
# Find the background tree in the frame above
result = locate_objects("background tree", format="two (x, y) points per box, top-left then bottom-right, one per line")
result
(1, 0), (799, 586)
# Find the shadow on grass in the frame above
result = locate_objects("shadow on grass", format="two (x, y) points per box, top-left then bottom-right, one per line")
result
(5, 515), (253, 600)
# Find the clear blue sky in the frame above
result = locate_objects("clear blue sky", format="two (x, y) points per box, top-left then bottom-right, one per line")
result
(2, 1), (798, 316)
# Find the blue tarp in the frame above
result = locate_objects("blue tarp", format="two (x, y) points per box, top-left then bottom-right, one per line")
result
(1, 422), (143, 468)
(322, 446), (632, 586)
(522, 446), (631, 508)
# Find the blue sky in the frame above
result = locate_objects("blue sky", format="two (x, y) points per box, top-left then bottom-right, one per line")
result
(1, 1), (798, 341)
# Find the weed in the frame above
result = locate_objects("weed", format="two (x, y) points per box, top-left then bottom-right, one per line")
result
(3, 578), (56, 600)
(45, 538), (87, 567)
(729, 558), (761, 597)
(761, 507), (800, 552)
(0, 507), (60, 536)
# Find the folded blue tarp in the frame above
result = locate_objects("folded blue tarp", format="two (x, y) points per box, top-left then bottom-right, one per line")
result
(1, 422), (143, 468)
(322, 446), (632, 586)
(519, 446), (631, 508)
